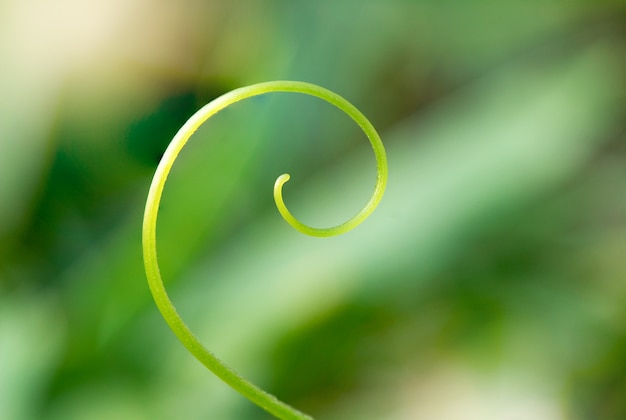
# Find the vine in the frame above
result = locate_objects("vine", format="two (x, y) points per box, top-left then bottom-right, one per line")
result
(142, 81), (388, 419)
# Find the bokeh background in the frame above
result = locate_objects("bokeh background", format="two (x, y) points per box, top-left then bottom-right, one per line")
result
(1, 1), (625, 419)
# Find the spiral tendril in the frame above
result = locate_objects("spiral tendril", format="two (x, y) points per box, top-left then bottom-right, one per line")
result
(142, 81), (387, 419)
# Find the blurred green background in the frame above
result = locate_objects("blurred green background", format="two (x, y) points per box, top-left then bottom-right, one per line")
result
(0, 0), (624, 419)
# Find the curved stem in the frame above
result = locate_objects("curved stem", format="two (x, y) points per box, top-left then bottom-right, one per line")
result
(143, 81), (387, 419)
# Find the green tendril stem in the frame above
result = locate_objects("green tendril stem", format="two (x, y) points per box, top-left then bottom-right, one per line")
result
(142, 81), (387, 419)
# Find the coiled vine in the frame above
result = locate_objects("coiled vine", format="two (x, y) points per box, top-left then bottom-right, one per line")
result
(142, 81), (388, 419)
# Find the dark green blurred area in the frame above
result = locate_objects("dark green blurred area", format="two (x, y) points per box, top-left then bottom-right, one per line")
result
(0, 1), (624, 419)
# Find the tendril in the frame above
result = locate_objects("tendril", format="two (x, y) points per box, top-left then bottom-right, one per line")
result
(142, 81), (387, 419)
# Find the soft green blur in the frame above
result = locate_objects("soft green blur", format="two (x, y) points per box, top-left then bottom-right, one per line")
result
(0, 1), (624, 419)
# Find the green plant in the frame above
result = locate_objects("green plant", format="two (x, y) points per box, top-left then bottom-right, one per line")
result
(142, 81), (388, 419)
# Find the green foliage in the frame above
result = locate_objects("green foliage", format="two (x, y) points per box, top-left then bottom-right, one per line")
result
(1, 1), (624, 419)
